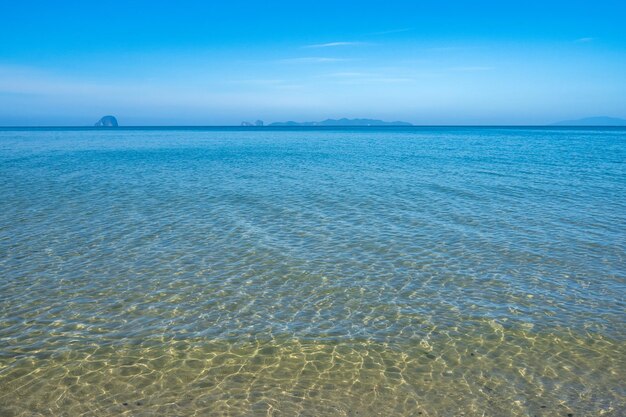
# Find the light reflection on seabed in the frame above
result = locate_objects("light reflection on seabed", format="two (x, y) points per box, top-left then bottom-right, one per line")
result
(1, 329), (625, 416)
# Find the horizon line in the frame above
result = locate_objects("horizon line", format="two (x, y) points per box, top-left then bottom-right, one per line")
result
(2, 124), (626, 129)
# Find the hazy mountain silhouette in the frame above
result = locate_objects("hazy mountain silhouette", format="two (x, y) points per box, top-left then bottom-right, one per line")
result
(551, 116), (626, 126)
(269, 118), (412, 127)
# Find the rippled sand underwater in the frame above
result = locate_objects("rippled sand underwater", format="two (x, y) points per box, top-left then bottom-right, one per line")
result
(1, 127), (625, 416)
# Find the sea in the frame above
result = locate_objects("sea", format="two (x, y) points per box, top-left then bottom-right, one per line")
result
(0, 127), (624, 416)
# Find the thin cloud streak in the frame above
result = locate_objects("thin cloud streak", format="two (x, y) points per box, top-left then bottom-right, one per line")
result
(322, 71), (416, 84)
(278, 57), (349, 64)
(321, 72), (378, 78)
(575, 37), (595, 43)
(448, 66), (494, 72)
(227, 79), (286, 85)
(305, 41), (368, 48)
(334, 77), (415, 84)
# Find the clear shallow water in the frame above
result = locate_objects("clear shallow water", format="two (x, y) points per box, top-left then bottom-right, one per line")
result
(0, 127), (624, 416)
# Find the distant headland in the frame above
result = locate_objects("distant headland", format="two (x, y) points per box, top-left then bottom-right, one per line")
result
(551, 116), (626, 126)
(267, 118), (412, 127)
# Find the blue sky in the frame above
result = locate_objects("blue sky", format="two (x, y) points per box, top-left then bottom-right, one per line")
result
(1, 0), (625, 125)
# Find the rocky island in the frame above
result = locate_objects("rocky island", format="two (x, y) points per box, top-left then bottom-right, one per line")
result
(94, 115), (119, 127)
(241, 120), (264, 127)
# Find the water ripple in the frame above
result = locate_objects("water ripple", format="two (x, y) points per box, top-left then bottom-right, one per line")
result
(1, 127), (625, 416)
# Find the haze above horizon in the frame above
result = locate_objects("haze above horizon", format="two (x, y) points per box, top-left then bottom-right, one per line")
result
(1, 1), (625, 126)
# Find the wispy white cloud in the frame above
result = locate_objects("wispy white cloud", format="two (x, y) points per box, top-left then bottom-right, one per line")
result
(318, 69), (421, 84)
(321, 72), (377, 78)
(305, 41), (368, 48)
(575, 37), (595, 43)
(448, 66), (494, 72)
(227, 79), (305, 90)
(363, 77), (415, 83)
(0, 64), (119, 96)
(278, 57), (348, 64)
(0, 64), (266, 106)
(228, 79), (286, 85)
(329, 75), (416, 84)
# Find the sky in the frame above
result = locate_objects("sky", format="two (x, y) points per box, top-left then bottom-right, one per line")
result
(0, 0), (625, 126)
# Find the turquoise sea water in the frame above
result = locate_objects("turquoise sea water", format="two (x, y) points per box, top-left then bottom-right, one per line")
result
(0, 127), (625, 416)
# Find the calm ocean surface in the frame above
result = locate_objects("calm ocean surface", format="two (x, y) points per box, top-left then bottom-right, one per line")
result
(1, 127), (625, 416)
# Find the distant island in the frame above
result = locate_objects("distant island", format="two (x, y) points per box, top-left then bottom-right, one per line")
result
(551, 116), (626, 126)
(94, 115), (119, 127)
(268, 118), (412, 127)
(241, 120), (264, 127)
